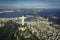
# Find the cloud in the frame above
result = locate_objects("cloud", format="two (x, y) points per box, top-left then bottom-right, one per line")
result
(51, 16), (58, 19)
(10, 2), (60, 9)
(0, 2), (60, 9)
(0, 10), (14, 13)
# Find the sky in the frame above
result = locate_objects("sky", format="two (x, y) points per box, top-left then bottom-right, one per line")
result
(0, 0), (60, 9)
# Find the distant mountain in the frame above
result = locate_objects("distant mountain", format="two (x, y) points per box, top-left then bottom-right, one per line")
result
(0, 9), (60, 19)
(38, 9), (60, 19)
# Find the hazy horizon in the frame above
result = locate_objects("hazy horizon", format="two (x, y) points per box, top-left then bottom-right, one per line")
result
(0, 0), (60, 9)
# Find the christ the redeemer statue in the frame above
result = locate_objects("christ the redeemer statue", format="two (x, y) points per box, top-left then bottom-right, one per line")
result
(20, 16), (27, 25)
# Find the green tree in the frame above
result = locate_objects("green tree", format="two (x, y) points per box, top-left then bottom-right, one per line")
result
(0, 20), (20, 40)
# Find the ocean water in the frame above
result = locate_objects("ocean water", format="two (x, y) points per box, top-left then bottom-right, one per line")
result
(0, 9), (60, 18)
